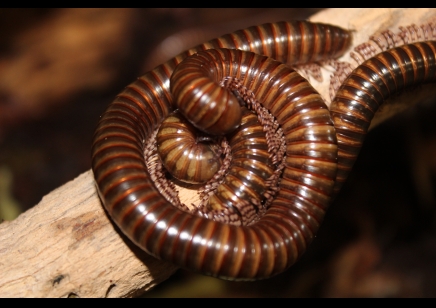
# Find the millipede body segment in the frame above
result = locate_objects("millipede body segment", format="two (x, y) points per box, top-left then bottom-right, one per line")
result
(330, 41), (436, 194)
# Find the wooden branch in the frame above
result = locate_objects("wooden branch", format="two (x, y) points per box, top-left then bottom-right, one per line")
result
(0, 8), (434, 298)
(0, 170), (179, 298)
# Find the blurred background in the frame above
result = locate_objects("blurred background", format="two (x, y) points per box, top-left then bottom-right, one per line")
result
(0, 8), (435, 297)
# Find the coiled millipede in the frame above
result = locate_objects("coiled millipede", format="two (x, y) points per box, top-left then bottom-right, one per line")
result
(91, 20), (354, 280)
(156, 105), (279, 227)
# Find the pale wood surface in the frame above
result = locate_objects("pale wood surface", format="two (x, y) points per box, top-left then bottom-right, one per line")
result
(0, 170), (179, 298)
(0, 8), (435, 298)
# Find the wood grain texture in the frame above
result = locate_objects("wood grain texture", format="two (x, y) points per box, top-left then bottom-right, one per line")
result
(0, 170), (178, 298)
(1, 8), (435, 297)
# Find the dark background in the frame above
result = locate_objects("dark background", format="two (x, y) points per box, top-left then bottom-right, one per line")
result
(0, 8), (435, 297)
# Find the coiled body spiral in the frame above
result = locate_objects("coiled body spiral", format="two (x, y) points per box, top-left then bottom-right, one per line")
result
(156, 111), (224, 185)
(91, 21), (351, 280)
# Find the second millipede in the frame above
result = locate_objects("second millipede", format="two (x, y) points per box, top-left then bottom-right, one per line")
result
(91, 21), (352, 280)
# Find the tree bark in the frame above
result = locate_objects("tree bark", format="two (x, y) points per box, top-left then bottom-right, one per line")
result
(0, 170), (179, 298)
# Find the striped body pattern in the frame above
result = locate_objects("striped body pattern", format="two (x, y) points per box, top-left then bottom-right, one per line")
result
(195, 107), (277, 226)
(156, 111), (224, 184)
(91, 21), (351, 280)
(330, 41), (436, 194)
(329, 21), (436, 100)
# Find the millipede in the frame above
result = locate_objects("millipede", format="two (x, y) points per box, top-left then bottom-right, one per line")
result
(165, 58), (288, 227)
(329, 21), (436, 100)
(165, 106), (278, 227)
(330, 41), (436, 194)
(155, 102), (281, 227)
(91, 20), (352, 280)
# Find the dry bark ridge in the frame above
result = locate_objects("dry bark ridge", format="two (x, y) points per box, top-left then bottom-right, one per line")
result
(0, 170), (179, 298)
(0, 8), (435, 297)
